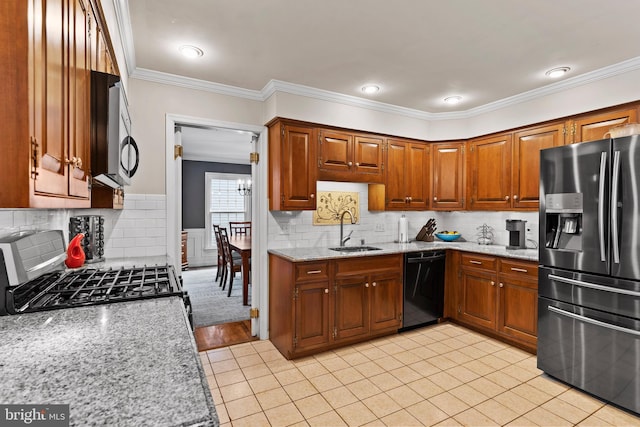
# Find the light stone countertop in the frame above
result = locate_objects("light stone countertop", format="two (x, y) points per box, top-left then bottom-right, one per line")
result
(0, 297), (218, 427)
(268, 240), (539, 262)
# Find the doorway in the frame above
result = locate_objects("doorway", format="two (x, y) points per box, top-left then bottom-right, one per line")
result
(165, 114), (268, 347)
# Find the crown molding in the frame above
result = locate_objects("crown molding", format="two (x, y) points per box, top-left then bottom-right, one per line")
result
(130, 56), (640, 121)
(453, 55), (640, 119)
(261, 80), (434, 120)
(131, 68), (264, 101)
(111, 0), (136, 76)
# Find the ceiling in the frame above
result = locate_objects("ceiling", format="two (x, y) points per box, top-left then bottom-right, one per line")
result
(125, 0), (640, 162)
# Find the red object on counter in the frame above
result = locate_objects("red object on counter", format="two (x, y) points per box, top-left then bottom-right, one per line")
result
(65, 233), (86, 268)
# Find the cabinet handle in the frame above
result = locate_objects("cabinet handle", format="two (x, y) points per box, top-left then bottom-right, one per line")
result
(348, 161), (353, 167)
(407, 197), (412, 202)
(469, 260), (482, 265)
(513, 195), (518, 200)
(307, 270), (322, 274)
(491, 281), (495, 286)
(499, 283), (504, 287)
(510, 267), (528, 273)
(365, 283), (369, 287)
(372, 282), (377, 287)
(433, 196), (438, 201)
(504, 195), (510, 201)
(310, 193), (315, 199)
(355, 162), (360, 166)
(324, 289), (329, 294)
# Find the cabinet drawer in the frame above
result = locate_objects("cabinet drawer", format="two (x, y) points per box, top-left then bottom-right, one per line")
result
(335, 254), (402, 276)
(295, 262), (329, 282)
(499, 259), (538, 279)
(460, 254), (497, 270)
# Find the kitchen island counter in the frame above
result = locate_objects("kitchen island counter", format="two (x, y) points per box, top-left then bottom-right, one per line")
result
(268, 240), (538, 263)
(0, 297), (218, 427)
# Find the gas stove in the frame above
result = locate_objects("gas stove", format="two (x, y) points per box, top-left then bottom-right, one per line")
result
(0, 231), (191, 326)
(5, 264), (186, 314)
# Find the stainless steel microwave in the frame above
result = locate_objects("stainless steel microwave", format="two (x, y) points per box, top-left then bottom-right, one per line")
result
(90, 71), (139, 188)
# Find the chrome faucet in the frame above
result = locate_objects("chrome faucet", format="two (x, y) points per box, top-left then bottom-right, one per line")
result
(339, 210), (356, 246)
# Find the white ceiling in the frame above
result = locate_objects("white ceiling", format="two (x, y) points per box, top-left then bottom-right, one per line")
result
(124, 0), (640, 161)
(179, 126), (254, 164)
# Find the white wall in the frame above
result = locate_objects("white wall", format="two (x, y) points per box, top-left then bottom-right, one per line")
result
(267, 182), (539, 251)
(0, 195), (168, 260)
(127, 78), (264, 195)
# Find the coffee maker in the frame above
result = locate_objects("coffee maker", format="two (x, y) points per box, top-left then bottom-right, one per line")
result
(506, 219), (527, 250)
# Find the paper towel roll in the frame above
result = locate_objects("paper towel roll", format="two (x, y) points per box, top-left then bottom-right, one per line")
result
(398, 215), (408, 243)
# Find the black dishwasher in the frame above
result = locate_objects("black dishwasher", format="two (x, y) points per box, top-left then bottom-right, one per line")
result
(400, 251), (446, 331)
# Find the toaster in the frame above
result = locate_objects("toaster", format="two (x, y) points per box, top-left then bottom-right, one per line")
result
(0, 230), (67, 287)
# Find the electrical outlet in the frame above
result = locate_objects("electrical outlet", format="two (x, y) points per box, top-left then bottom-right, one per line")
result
(526, 223), (538, 240)
(375, 223), (385, 232)
(280, 223), (290, 235)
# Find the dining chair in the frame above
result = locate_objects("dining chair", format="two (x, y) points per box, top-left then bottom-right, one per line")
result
(229, 221), (251, 236)
(219, 227), (243, 296)
(212, 224), (225, 285)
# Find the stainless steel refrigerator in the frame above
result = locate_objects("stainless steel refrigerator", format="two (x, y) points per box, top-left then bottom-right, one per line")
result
(538, 134), (640, 415)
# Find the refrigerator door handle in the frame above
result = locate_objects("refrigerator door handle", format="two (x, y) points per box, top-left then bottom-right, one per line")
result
(548, 305), (640, 337)
(598, 152), (607, 262)
(611, 150), (621, 264)
(548, 273), (640, 297)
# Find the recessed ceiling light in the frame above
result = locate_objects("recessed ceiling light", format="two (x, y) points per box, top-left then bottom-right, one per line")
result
(361, 85), (380, 95)
(179, 45), (204, 59)
(444, 96), (463, 105)
(545, 67), (570, 78)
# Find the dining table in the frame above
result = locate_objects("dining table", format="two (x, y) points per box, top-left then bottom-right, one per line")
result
(228, 235), (251, 306)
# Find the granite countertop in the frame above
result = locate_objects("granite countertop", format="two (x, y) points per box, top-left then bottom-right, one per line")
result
(268, 240), (539, 262)
(0, 298), (218, 427)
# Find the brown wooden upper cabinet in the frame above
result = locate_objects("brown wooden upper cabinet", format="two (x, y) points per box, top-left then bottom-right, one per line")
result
(469, 123), (564, 210)
(567, 107), (638, 144)
(512, 122), (564, 209)
(431, 141), (465, 210)
(1, 0), (96, 208)
(372, 138), (430, 210)
(468, 133), (513, 210)
(318, 129), (384, 183)
(268, 119), (318, 210)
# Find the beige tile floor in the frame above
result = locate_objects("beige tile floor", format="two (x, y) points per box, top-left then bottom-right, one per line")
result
(199, 323), (640, 426)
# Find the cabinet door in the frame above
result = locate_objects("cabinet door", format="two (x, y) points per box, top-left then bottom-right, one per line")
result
(512, 123), (564, 209)
(68, 0), (91, 198)
(369, 272), (402, 332)
(281, 124), (317, 210)
(406, 142), (430, 209)
(295, 281), (331, 351)
(497, 276), (538, 346)
(431, 142), (465, 210)
(469, 134), (512, 210)
(31, 0), (69, 197)
(384, 139), (408, 209)
(571, 108), (638, 144)
(318, 129), (352, 176)
(459, 268), (497, 330)
(353, 135), (384, 181)
(334, 275), (370, 340)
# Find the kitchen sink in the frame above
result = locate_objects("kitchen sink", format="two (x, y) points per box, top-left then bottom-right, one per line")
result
(329, 246), (382, 252)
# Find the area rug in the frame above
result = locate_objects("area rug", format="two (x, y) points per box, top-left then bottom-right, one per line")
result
(181, 266), (251, 328)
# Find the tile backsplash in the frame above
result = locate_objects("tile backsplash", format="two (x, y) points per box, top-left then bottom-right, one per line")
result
(0, 194), (167, 259)
(268, 181), (539, 250)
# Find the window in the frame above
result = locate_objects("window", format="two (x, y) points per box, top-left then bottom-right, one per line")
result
(205, 173), (250, 248)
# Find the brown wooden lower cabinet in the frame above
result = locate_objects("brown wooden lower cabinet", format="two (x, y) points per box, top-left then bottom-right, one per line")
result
(269, 253), (402, 359)
(450, 251), (538, 352)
